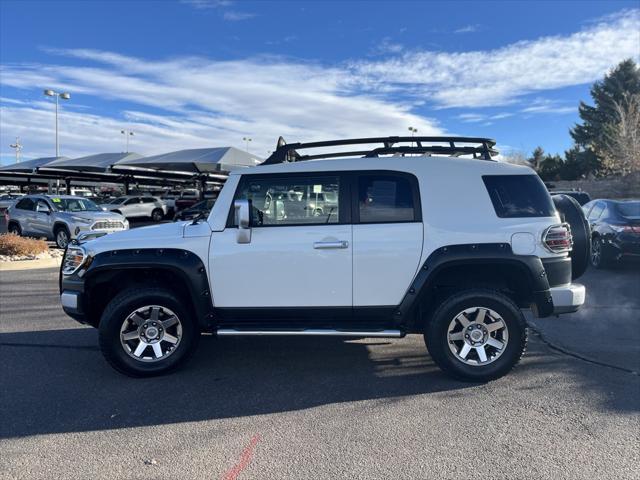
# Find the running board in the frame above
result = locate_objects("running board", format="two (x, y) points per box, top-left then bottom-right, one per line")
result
(216, 329), (403, 338)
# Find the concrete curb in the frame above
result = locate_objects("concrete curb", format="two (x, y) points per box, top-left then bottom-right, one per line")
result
(0, 257), (62, 271)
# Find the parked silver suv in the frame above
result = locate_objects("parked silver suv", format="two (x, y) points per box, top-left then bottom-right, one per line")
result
(6, 195), (128, 248)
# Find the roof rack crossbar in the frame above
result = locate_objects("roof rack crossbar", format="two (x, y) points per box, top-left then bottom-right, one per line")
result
(263, 136), (497, 165)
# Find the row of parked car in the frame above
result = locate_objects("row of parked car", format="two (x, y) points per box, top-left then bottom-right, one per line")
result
(2, 192), (217, 248)
(3, 187), (638, 268)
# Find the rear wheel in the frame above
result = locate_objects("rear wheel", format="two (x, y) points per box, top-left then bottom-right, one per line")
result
(7, 222), (21, 236)
(54, 226), (70, 249)
(425, 289), (527, 382)
(98, 288), (200, 377)
(151, 208), (164, 222)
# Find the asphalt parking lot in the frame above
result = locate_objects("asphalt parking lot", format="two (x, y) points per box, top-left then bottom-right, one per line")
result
(0, 262), (638, 480)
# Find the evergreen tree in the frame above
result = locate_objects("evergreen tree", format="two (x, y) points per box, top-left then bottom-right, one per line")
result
(570, 59), (640, 175)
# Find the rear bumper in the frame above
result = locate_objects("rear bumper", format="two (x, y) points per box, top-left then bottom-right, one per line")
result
(549, 283), (585, 314)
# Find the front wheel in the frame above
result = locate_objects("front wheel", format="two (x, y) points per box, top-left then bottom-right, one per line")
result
(590, 237), (610, 269)
(55, 226), (71, 249)
(98, 288), (200, 377)
(425, 289), (527, 382)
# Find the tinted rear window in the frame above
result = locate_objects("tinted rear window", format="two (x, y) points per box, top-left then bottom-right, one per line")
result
(483, 175), (555, 218)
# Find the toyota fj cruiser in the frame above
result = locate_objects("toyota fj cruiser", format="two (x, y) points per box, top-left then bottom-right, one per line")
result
(59, 137), (589, 381)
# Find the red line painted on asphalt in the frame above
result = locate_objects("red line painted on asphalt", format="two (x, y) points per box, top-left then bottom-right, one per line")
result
(222, 434), (261, 480)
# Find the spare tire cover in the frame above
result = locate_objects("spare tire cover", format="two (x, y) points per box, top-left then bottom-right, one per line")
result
(552, 194), (590, 280)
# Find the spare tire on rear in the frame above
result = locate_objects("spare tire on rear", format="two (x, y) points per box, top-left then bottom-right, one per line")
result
(552, 194), (590, 280)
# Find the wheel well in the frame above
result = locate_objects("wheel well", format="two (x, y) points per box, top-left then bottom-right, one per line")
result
(53, 222), (69, 234)
(414, 262), (532, 330)
(84, 268), (196, 328)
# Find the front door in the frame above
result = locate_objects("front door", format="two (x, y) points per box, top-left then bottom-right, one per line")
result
(32, 199), (54, 237)
(210, 173), (352, 315)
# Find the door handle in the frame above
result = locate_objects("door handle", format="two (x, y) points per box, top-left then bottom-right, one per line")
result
(313, 240), (349, 249)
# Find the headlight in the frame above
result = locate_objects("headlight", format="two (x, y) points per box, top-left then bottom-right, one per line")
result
(62, 246), (88, 276)
(71, 216), (93, 224)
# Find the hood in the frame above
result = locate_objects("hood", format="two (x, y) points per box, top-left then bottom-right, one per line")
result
(81, 221), (187, 254)
(59, 210), (126, 221)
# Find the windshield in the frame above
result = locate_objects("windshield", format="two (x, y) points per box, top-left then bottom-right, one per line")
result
(108, 198), (126, 204)
(616, 201), (640, 218)
(51, 197), (101, 212)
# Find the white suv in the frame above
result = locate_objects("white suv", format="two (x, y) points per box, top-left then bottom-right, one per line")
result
(102, 195), (167, 221)
(59, 137), (588, 381)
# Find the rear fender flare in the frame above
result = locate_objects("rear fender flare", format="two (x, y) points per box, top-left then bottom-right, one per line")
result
(396, 243), (553, 329)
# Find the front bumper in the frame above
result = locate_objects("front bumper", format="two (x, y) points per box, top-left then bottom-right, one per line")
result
(549, 283), (585, 314)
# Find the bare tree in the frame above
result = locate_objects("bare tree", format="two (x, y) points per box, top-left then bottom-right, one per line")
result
(603, 93), (640, 174)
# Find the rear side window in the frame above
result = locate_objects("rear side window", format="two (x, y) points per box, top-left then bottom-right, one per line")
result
(15, 198), (35, 211)
(357, 174), (418, 223)
(483, 175), (555, 218)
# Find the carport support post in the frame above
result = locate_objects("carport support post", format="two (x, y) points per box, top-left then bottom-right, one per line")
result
(65, 179), (71, 195)
(123, 179), (130, 195)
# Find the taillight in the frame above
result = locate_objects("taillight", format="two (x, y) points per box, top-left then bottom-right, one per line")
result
(543, 223), (573, 253)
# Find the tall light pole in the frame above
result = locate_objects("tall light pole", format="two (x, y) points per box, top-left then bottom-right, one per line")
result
(121, 129), (134, 152)
(9, 137), (23, 164)
(44, 89), (71, 157)
(243, 136), (252, 153)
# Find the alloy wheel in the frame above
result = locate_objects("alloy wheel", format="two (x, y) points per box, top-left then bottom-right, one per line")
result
(447, 307), (509, 366)
(119, 305), (183, 363)
(56, 229), (69, 249)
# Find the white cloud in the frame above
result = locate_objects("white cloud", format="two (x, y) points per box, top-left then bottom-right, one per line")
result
(458, 112), (513, 123)
(0, 52), (443, 164)
(222, 11), (256, 21)
(520, 98), (575, 114)
(180, 0), (233, 10)
(353, 9), (640, 108)
(454, 24), (481, 34)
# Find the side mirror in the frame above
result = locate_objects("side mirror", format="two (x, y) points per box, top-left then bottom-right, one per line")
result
(234, 199), (251, 244)
(36, 204), (50, 214)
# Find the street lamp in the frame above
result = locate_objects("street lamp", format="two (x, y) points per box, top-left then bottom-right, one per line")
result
(242, 136), (252, 152)
(44, 89), (71, 157)
(9, 137), (23, 164)
(121, 129), (135, 152)
(408, 126), (418, 147)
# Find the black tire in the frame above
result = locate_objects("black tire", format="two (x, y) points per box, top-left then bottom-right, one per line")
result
(98, 287), (200, 377)
(151, 208), (164, 222)
(7, 221), (21, 235)
(54, 225), (71, 249)
(425, 289), (527, 382)
(552, 194), (590, 280)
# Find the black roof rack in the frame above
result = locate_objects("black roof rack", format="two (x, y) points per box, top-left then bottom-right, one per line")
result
(262, 136), (498, 165)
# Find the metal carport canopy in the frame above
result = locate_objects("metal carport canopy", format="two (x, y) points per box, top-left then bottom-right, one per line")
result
(114, 147), (262, 173)
(38, 152), (143, 173)
(0, 156), (68, 173)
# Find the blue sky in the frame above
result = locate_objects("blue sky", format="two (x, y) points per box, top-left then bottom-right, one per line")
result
(1, 0), (639, 165)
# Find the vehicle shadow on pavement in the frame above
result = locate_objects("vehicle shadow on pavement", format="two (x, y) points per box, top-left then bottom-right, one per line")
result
(2, 327), (638, 439)
(0, 329), (475, 439)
